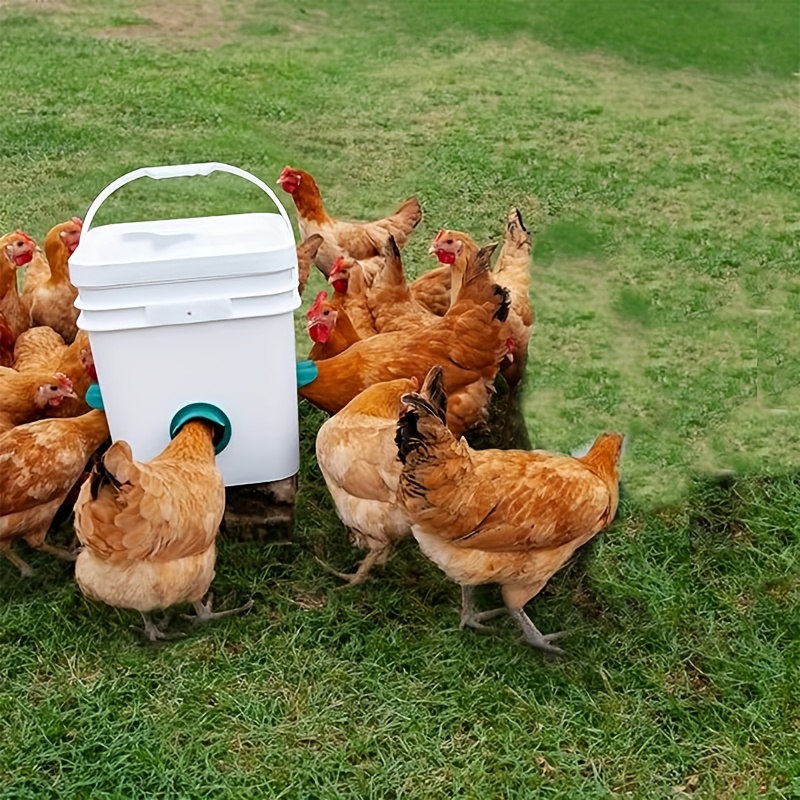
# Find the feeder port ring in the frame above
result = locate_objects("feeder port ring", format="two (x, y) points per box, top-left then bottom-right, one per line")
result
(170, 403), (232, 455)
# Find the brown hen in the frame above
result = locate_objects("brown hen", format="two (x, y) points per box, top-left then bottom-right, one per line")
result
(0, 410), (109, 576)
(13, 328), (95, 418)
(396, 366), (623, 655)
(430, 210), (534, 388)
(74, 420), (250, 642)
(277, 166), (421, 273)
(315, 377), (418, 585)
(25, 217), (82, 342)
(0, 230), (36, 350)
(0, 368), (77, 433)
(306, 290), (361, 361)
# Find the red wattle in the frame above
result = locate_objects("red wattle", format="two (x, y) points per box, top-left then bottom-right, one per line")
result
(308, 323), (330, 344)
(14, 251), (33, 266)
(331, 279), (348, 294)
(435, 249), (456, 265)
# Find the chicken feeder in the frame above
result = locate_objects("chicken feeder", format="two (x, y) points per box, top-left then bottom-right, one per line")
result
(69, 162), (300, 487)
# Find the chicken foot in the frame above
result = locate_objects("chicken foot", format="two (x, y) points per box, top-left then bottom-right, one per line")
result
(139, 612), (186, 643)
(315, 543), (390, 587)
(508, 608), (567, 656)
(459, 585), (507, 634)
(186, 592), (254, 626)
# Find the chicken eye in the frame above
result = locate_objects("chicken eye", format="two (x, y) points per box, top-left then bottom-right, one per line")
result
(49, 385), (58, 391)
(322, 309), (330, 316)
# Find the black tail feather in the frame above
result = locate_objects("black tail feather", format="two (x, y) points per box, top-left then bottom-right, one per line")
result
(492, 284), (511, 322)
(395, 366), (448, 464)
(508, 207), (527, 233)
(396, 407), (422, 465)
(383, 234), (401, 262)
(89, 459), (123, 501)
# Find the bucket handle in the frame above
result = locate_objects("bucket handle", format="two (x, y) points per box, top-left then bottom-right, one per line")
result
(82, 162), (293, 234)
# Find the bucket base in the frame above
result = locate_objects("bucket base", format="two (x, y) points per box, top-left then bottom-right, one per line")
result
(223, 475), (297, 542)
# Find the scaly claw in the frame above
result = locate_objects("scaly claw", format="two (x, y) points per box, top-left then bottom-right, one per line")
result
(139, 612), (185, 643)
(459, 586), (508, 634)
(2, 548), (36, 577)
(314, 547), (386, 588)
(460, 606), (508, 635)
(184, 593), (254, 626)
(509, 608), (567, 656)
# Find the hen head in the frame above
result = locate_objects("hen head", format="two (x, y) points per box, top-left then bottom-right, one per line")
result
(277, 166), (302, 194)
(306, 290), (338, 344)
(2, 229), (36, 267)
(35, 373), (78, 408)
(429, 229), (463, 265)
(327, 255), (350, 294)
(59, 217), (83, 254)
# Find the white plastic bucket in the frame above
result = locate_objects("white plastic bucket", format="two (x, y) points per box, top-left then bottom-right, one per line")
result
(70, 162), (300, 487)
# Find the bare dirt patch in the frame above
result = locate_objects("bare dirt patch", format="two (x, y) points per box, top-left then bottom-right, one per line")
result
(87, 0), (329, 46)
(94, 1), (245, 45)
(0, 0), (70, 10)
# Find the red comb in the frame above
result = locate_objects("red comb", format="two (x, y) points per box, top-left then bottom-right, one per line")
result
(55, 372), (74, 390)
(72, 217), (83, 229)
(307, 290), (328, 319)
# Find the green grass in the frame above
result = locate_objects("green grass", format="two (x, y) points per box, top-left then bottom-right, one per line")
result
(1, 1), (799, 796)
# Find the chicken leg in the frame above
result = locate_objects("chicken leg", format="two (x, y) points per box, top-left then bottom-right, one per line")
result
(508, 609), (567, 655)
(187, 593), (254, 626)
(503, 582), (567, 655)
(24, 525), (78, 563)
(459, 585), (507, 633)
(140, 612), (186, 643)
(315, 543), (390, 587)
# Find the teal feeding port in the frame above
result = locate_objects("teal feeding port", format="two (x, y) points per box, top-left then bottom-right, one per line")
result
(295, 360), (318, 388)
(86, 382), (104, 410)
(170, 403), (232, 455)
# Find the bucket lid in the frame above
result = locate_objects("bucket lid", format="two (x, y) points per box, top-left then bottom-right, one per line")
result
(69, 213), (296, 287)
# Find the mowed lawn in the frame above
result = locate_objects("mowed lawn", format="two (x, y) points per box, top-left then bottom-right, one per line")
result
(1, 1), (798, 797)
